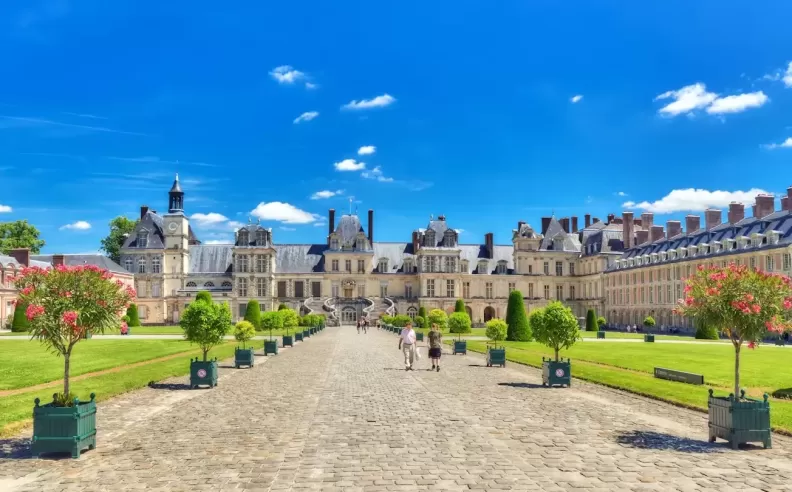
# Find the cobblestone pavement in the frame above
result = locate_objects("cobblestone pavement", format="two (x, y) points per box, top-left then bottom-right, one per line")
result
(1, 328), (791, 491)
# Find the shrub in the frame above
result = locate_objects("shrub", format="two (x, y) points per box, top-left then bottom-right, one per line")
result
(427, 309), (448, 331)
(392, 314), (412, 327)
(195, 291), (213, 304)
(418, 306), (427, 320)
(597, 316), (606, 329)
(585, 309), (597, 331)
(261, 311), (283, 340)
(531, 301), (580, 361)
(505, 290), (531, 341)
(454, 299), (466, 314)
(244, 300), (261, 330)
(300, 313), (322, 327)
(234, 320), (255, 349)
(448, 312), (472, 334)
(694, 320), (720, 340)
(418, 306), (429, 328)
(643, 316), (656, 329)
(380, 315), (394, 326)
(181, 300), (232, 361)
(485, 318), (507, 342)
(278, 303), (288, 311)
(11, 301), (29, 332)
(414, 315), (425, 329)
(126, 303), (141, 327)
(280, 309), (299, 335)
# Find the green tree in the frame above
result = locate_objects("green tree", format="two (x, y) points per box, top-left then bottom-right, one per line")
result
(454, 299), (466, 314)
(694, 319), (720, 340)
(0, 220), (45, 255)
(381, 315), (394, 325)
(261, 311), (283, 340)
(99, 216), (139, 264)
(414, 315), (425, 329)
(244, 300), (261, 330)
(180, 300), (232, 362)
(643, 316), (656, 330)
(280, 309), (299, 335)
(485, 318), (507, 342)
(196, 291), (212, 303)
(427, 309), (448, 331)
(505, 290), (531, 341)
(234, 320), (255, 349)
(531, 301), (581, 361)
(585, 309), (598, 332)
(126, 303), (141, 327)
(392, 314), (412, 327)
(278, 303), (288, 311)
(418, 306), (427, 321)
(448, 312), (472, 334)
(11, 301), (29, 332)
(597, 316), (606, 329)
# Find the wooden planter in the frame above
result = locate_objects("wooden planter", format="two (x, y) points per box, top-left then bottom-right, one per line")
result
(190, 359), (218, 388)
(264, 340), (279, 355)
(31, 393), (97, 458)
(303, 329), (311, 338)
(597, 331), (606, 339)
(542, 358), (571, 387)
(453, 340), (467, 355)
(283, 335), (294, 347)
(234, 348), (255, 368)
(295, 332), (304, 342)
(644, 334), (655, 343)
(708, 389), (771, 449)
(487, 348), (506, 367)
(775, 338), (785, 346)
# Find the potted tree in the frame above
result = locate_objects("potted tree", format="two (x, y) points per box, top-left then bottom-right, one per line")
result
(677, 263), (792, 449)
(531, 301), (580, 388)
(643, 316), (656, 342)
(261, 311), (282, 355)
(281, 308), (299, 347)
(485, 318), (507, 367)
(597, 316), (606, 331)
(426, 309), (448, 342)
(13, 263), (135, 458)
(181, 292), (231, 389)
(505, 290), (532, 341)
(448, 311), (471, 355)
(234, 320), (256, 368)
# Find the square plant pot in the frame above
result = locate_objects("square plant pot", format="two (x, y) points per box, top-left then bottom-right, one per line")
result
(234, 347), (255, 368)
(453, 340), (467, 355)
(31, 393), (97, 458)
(487, 348), (506, 367)
(775, 339), (785, 346)
(264, 340), (279, 356)
(416, 332), (424, 342)
(190, 359), (218, 388)
(708, 389), (771, 449)
(303, 330), (311, 338)
(597, 331), (606, 339)
(644, 334), (655, 343)
(283, 335), (294, 347)
(542, 358), (571, 387)
(295, 332), (304, 342)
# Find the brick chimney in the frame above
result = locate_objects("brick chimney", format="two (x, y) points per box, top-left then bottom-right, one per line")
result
(52, 254), (65, 267)
(607, 213), (615, 224)
(782, 197), (789, 212)
(685, 215), (700, 234)
(367, 209), (374, 244)
(788, 186), (792, 211)
(641, 212), (654, 231)
(584, 214), (591, 228)
(559, 218), (569, 233)
(622, 212), (634, 249)
(571, 216), (578, 233)
(485, 233), (494, 259)
(9, 248), (30, 267)
(517, 220), (525, 230)
(755, 194), (774, 218)
(636, 229), (649, 245)
(751, 203), (757, 218)
(140, 205), (149, 219)
(650, 225), (665, 242)
(593, 217), (600, 224)
(328, 209), (335, 239)
(541, 217), (551, 235)
(704, 209), (722, 230)
(728, 202), (745, 224)
(667, 220), (682, 238)
(412, 231), (420, 253)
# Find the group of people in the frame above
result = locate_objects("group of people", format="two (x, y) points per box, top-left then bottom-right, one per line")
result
(356, 317), (370, 334)
(397, 321), (443, 372)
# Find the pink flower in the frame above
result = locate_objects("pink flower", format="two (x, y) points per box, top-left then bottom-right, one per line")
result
(25, 304), (45, 321)
(62, 311), (78, 327)
(752, 304), (761, 314)
(21, 286), (34, 296)
(59, 291), (72, 298)
(748, 341), (757, 349)
(744, 294), (754, 302)
(784, 299), (792, 310)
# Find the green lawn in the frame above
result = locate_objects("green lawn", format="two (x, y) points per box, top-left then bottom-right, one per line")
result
(456, 340), (792, 433)
(578, 331), (728, 342)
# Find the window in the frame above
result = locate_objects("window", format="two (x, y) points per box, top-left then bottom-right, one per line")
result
(332, 259), (339, 272)
(569, 285), (575, 299)
(426, 256), (437, 272)
(357, 260), (365, 273)
(124, 258), (133, 272)
(137, 231), (148, 248)
(237, 230), (249, 246)
(256, 255), (266, 273)
(138, 258), (147, 274)
(345, 260), (352, 272)
(277, 281), (287, 297)
(204, 281), (214, 288)
(508, 282), (516, 293)
(528, 264), (533, 274)
(496, 261), (507, 274)
(237, 278), (248, 297)
(405, 284), (413, 298)
(640, 287), (645, 303)
(460, 259), (469, 272)
(312, 281), (321, 297)
(485, 282), (493, 299)
(331, 284), (339, 297)
(256, 230), (267, 246)
(667, 285), (671, 304)
(569, 263), (575, 275)
(151, 257), (161, 274)
(543, 262), (550, 275)
(463, 281), (470, 298)
(407, 306), (417, 319)
(295, 282), (305, 298)
(186, 281), (197, 288)
(528, 283), (534, 298)
(424, 230), (435, 246)
(237, 255), (249, 273)
(648, 287), (653, 303)
(257, 278), (267, 297)
(556, 285), (563, 300)
(426, 279), (435, 297)
(750, 257), (756, 269)
(446, 280), (455, 298)
(380, 283), (388, 297)
(445, 257), (456, 273)
(785, 254), (791, 271)
(543, 285), (550, 299)
(404, 259), (415, 273)
(238, 303), (247, 318)
(377, 259), (387, 273)
(656, 286), (662, 304)
(221, 281), (232, 288)
(152, 283), (160, 298)
(478, 260), (488, 274)
(555, 261), (563, 276)
(138, 305), (147, 319)
(766, 256), (774, 271)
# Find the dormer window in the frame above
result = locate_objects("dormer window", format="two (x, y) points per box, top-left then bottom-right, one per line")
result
(330, 237), (340, 250)
(660, 252), (667, 261)
(478, 260), (489, 274)
(726, 239), (736, 251)
(403, 258), (414, 273)
(256, 230), (267, 246)
(237, 230), (249, 246)
(424, 230), (436, 247)
(553, 237), (564, 250)
(679, 247), (687, 259)
(668, 249), (676, 260)
(699, 243), (709, 255)
(768, 231), (780, 245)
(712, 241), (721, 253)
(137, 230), (149, 248)
(460, 259), (469, 272)
(739, 236), (750, 249)
(496, 260), (507, 274)
(378, 258), (388, 273)
(751, 234), (763, 248)
(689, 245), (698, 257)
(651, 253), (658, 263)
(443, 230), (457, 247)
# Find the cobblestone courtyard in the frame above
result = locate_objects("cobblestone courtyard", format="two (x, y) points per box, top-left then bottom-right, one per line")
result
(2, 328), (792, 491)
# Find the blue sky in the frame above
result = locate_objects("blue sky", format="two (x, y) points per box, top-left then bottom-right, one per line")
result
(2, 1), (792, 254)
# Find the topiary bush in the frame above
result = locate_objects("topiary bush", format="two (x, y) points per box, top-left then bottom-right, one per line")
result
(454, 299), (466, 314)
(694, 319), (720, 340)
(414, 315), (425, 329)
(505, 290), (531, 341)
(485, 318), (507, 342)
(195, 291), (212, 304)
(448, 312), (472, 334)
(11, 301), (29, 332)
(126, 303), (141, 327)
(280, 309), (299, 335)
(585, 309), (597, 332)
(380, 315), (394, 326)
(278, 303), (288, 311)
(234, 320), (255, 349)
(643, 316), (656, 329)
(244, 300), (262, 330)
(261, 311), (283, 340)
(392, 314), (412, 327)
(427, 309), (448, 331)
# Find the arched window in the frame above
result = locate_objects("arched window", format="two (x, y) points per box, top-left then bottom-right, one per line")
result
(204, 281), (215, 288)
(378, 258), (389, 273)
(407, 306), (418, 319)
(221, 281), (232, 288)
(186, 281), (197, 288)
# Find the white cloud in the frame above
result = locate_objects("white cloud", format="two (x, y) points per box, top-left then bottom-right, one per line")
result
(0, 204), (11, 213)
(706, 91), (768, 114)
(305, 82), (318, 90)
(785, 62), (792, 88)
(334, 159), (366, 171)
(622, 188), (769, 214)
(270, 65), (305, 84)
(616, 191), (628, 197)
(250, 202), (320, 224)
(293, 111), (319, 124)
(204, 239), (232, 245)
(313, 222), (327, 227)
(227, 221), (245, 230)
(190, 212), (229, 226)
(341, 94), (396, 110)
(361, 166), (394, 182)
(764, 137), (792, 150)
(570, 95), (583, 103)
(310, 189), (344, 200)
(762, 62), (792, 87)
(279, 226), (296, 231)
(60, 220), (91, 231)
(357, 145), (376, 155)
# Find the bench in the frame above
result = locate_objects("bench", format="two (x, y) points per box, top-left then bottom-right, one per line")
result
(654, 367), (704, 385)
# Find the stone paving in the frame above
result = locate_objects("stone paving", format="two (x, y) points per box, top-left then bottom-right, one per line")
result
(1, 328), (792, 491)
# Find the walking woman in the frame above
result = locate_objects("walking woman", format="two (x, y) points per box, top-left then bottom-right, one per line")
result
(428, 323), (443, 372)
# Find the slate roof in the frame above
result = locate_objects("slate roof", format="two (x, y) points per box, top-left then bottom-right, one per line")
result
(188, 245), (234, 274)
(335, 215), (365, 244)
(30, 255), (129, 274)
(0, 255), (51, 269)
(122, 211), (166, 249)
(539, 217), (582, 252)
(580, 222), (626, 256)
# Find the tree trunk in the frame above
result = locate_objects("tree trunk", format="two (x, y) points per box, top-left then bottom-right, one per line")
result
(555, 347), (559, 362)
(203, 348), (208, 362)
(734, 343), (741, 399)
(64, 351), (71, 396)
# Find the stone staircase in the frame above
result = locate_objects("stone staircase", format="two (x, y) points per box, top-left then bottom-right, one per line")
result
(363, 297), (395, 322)
(303, 297), (338, 325)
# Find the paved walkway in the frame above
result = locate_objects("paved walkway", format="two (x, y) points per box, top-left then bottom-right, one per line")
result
(1, 328), (791, 491)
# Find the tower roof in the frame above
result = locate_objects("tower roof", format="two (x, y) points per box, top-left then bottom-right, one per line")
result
(169, 174), (182, 193)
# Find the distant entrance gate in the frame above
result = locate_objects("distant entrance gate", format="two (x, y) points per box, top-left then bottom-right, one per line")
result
(341, 306), (357, 323)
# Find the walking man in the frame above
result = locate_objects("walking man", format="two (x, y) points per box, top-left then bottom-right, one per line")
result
(399, 321), (417, 371)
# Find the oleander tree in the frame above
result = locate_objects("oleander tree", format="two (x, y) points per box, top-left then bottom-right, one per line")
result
(531, 301), (580, 362)
(12, 264), (136, 404)
(261, 311), (283, 340)
(676, 263), (792, 397)
(280, 308), (299, 335)
(234, 320), (255, 349)
(427, 309), (448, 331)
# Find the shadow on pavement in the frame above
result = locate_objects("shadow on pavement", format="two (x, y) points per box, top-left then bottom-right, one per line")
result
(0, 438), (33, 460)
(614, 430), (722, 453)
(498, 382), (545, 389)
(147, 382), (193, 391)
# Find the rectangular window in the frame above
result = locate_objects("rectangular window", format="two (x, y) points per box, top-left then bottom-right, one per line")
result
(766, 256), (774, 271)
(138, 260), (146, 274)
(675, 284), (681, 302)
(138, 305), (147, 319)
(447, 280), (455, 298)
(332, 259), (339, 272)
(463, 281), (470, 298)
(256, 255), (265, 273)
(543, 285), (550, 299)
(785, 254), (792, 271)
(331, 284), (339, 297)
(152, 283), (161, 298)
(543, 262), (549, 275)
(570, 285), (575, 299)
(380, 283), (388, 297)
(238, 255), (248, 273)
(528, 265), (533, 274)
(569, 263), (575, 275)
(648, 287), (653, 303)
(640, 287), (645, 303)
(528, 283), (534, 298)
(345, 260), (352, 272)
(238, 303), (247, 318)
(294, 281), (305, 298)
(312, 281), (321, 297)
(485, 282), (493, 299)
(444, 257), (456, 273)
(405, 284), (413, 298)
(426, 279), (435, 297)
(555, 261), (563, 276)
(257, 278), (267, 297)
(556, 285), (563, 300)
(666, 286), (671, 304)
(358, 260), (365, 273)
(152, 257), (161, 274)
(750, 257), (756, 269)
(237, 278), (248, 297)
(357, 284), (365, 297)
(640, 272), (644, 283)
(277, 281), (287, 298)
(508, 282), (516, 293)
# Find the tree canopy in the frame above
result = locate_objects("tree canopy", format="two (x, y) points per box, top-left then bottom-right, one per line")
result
(485, 318), (507, 342)
(261, 311), (284, 339)
(99, 216), (139, 264)
(280, 309), (299, 334)
(449, 312), (472, 334)
(180, 299), (232, 361)
(531, 301), (580, 361)
(234, 320), (255, 349)
(0, 220), (45, 255)
(427, 309), (448, 330)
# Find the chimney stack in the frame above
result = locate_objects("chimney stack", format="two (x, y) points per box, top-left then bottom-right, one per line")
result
(705, 209), (722, 230)
(607, 213), (615, 224)
(584, 214), (591, 228)
(667, 220), (682, 238)
(328, 209), (335, 239)
(9, 248), (30, 267)
(641, 212), (654, 231)
(559, 218), (570, 233)
(52, 254), (65, 267)
(685, 215), (701, 234)
(752, 203), (757, 218)
(782, 197), (789, 212)
(622, 212), (634, 249)
(593, 217), (600, 224)
(650, 225), (665, 242)
(787, 186), (792, 211)
(367, 209), (374, 244)
(140, 205), (149, 219)
(571, 216), (578, 233)
(636, 229), (649, 245)
(541, 217), (551, 235)
(728, 202), (745, 224)
(755, 194), (775, 218)
(485, 233), (494, 259)
(412, 231), (420, 253)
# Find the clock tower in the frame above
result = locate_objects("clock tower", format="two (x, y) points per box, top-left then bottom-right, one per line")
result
(163, 174), (190, 297)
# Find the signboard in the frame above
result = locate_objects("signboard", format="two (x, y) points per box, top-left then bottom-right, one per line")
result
(555, 368), (565, 378)
(654, 367), (704, 385)
(197, 369), (207, 378)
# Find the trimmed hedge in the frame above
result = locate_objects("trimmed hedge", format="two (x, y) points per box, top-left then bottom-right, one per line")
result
(505, 290), (531, 341)
(126, 303), (142, 327)
(11, 301), (29, 332)
(244, 300), (262, 330)
(585, 309), (598, 332)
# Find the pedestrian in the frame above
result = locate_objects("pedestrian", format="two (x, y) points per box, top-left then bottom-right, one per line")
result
(399, 321), (417, 371)
(428, 323), (443, 372)
(363, 317), (369, 334)
(357, 318), (361, 334)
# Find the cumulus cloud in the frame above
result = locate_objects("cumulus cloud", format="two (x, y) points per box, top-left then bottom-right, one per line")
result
(361, 166), (394, 183)
(342, 94), (396, 110)
(334, 159), (366, 171)
(570, 95), (583, 103)
(622, 188), (769, 214)
(305, 82), (318, 90)
(762, 62), (792, 88)
(0, 204), (11, 213)
(616, 191), (628, 197)
(269, 65), (305, 84)
(279, 226), (296, 231)
(60, 220), (91, 231)
(311, 189), (344, 200)
(190, 212), (229, 226)
(293, 111), (319, 124)
(250, 202), (320, 224)
(706, 91), (768, 114)
(764, 137), (792, 150)
(204, 239), (232, 245)
(655, 83), (769, 117)
(357, 145), (376, 155)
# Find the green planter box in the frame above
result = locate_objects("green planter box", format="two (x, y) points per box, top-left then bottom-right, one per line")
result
(487, 348), (506, 367)
(234, 347), (255, 368)
(416, 332), (424, 342)
(295, 332), (303, 342)
(190, 359), (218, 388)
(597, 331), (606, 339)
(283, 335), (294, 347)
(31, 393), (97, 458)
(303, 329), (310, 338)
(708, 390), (771, 449)
(453, 340), (467, 355)
(264, 340), (279, 355)
(542, 358), (571, 387)
(775, 339), (785, 346)
(644, 334), (655, 343)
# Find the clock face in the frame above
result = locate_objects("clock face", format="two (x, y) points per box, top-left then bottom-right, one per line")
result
(168, 222), (178, 232)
